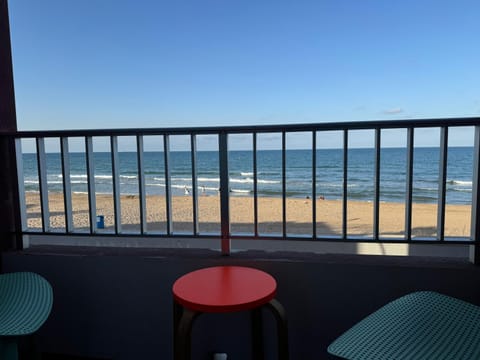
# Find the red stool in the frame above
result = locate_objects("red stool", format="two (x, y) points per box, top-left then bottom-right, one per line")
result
(173, 266), (289, 360)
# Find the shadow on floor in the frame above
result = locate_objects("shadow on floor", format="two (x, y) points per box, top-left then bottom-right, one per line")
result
(41, 354), (111, 360)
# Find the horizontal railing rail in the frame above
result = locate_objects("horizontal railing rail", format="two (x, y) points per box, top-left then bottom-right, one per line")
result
(4, 117), (480, 254)
(0, 117), (480, 138)
(3, 116), (480, 137)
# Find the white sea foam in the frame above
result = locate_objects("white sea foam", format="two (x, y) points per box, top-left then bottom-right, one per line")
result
(258, 179), (280, 184)
(146, 183), (166, 187)
(241, 172), (253, 176)
(72, 191), (113, 195)
(171, 184), (192, 189)
(229, 178), (252, 184)
(320, 183), (357, 188)
(59, 174), (137, 180)
(171, 177), (194, 181)
(415, 187), (437, 191)
(230, 189), (250, 193)
(452, 188), (472, 193)
(197, 177), (220, 182)
(145, 183), (219, 192)
(229, 178), (280, 184)
(448, 180), (472, 186)
(201, 186), (219, 191)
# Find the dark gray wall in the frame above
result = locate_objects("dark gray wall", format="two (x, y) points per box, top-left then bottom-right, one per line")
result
(0, 0), (22, 252)
(4, 247), (480, 360)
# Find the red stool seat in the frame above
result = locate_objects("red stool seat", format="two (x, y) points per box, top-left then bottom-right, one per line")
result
(173, 266), (277, 313)
(172, 266), (289, 360)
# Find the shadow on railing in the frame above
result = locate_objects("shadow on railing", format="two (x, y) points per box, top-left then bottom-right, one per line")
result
(6, 117), (480, 254)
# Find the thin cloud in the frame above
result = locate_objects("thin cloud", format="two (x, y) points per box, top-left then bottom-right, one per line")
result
(383, 107), (404, 115)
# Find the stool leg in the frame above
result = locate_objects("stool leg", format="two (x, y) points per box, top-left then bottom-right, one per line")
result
(265, 299), (289, 360)
(173, 301), (182, 360)
(175, 307), (199, 360)
(251, 307), (264, 360)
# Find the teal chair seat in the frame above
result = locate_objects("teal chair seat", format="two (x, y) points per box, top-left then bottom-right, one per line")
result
(0, 272), (53, 360)
(328, 291), (480, 360)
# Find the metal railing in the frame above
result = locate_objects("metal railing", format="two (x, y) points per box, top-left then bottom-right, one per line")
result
(6, 117), (480, 254)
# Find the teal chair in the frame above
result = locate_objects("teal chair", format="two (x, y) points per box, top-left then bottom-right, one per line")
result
(0, 272), (53, 360)
(328, 291), (480, 359)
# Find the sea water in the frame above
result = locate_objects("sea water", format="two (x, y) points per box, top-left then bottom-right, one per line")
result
(21, 147), (474, 205)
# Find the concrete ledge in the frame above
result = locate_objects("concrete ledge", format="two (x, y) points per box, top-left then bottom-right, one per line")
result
(24, 234), (472, 260)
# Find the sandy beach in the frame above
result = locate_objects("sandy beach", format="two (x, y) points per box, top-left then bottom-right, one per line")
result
(24, 193), (471, 238)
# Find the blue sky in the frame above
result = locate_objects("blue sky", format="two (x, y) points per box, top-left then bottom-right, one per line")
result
(8, 0), (480, 150)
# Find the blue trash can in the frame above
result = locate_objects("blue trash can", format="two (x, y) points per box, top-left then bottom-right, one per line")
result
(96, 215), (104, 229)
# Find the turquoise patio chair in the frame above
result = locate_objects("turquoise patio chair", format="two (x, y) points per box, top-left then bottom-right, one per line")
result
(0, 272), (53, 360)
(328, 291), (480, 359)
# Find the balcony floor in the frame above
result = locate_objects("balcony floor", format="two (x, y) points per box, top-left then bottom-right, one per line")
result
(4, 245), (480, 360)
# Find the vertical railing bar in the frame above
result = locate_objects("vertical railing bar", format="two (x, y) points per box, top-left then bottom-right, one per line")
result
(282, 131), (287, 238)
(85, 136), (96, 234)
(437, 127), (448, 241)
(405, 128), (414, 241)
(342, 130), (348, 240)
(36, 138), (49, 232)
(15, 139), (27, 231)
(373, 128), (381, 240)
(60, 137), (73, 233)
(137, 135), (147, 234)
(111, 136), (122, 234)
(191, 134), (199, 235)
(253, 132), (259, 237)
(219, 132), (231, 255)
(312, 131), (317, 240)
(470, 126), (480, 264)
(164, 135), (173, 235)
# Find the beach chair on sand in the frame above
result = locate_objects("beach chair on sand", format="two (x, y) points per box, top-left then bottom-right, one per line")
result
(328, 291), (480, 359)
(0, 272), (53, 360)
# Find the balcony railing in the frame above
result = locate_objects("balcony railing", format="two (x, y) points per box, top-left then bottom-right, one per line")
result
(6, 117), (480, 255)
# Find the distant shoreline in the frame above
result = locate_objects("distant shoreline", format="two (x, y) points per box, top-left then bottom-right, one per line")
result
(24, 193), (471, 238)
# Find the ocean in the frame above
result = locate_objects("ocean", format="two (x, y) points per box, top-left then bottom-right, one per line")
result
(21, 147), (474, 205)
